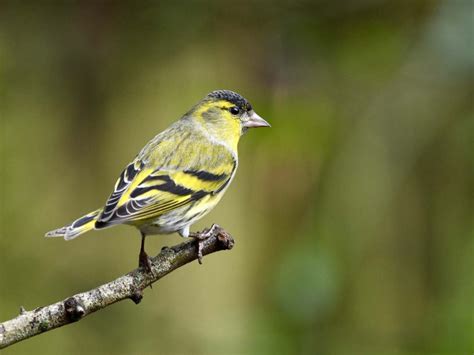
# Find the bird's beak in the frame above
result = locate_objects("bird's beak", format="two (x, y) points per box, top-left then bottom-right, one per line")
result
(243, 111), (271, 128)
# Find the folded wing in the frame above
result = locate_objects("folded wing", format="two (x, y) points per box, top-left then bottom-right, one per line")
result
(96, 132), (236, 228)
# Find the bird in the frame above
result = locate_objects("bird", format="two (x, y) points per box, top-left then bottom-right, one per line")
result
(45, 90), (270, 271)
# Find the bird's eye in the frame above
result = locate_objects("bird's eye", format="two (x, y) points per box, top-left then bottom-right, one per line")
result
(229, 106), (240, 115)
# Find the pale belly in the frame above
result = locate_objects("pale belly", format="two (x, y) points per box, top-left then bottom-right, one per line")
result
(137, 194), (222, 236)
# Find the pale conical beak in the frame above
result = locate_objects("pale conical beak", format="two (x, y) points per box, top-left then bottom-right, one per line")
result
(243, 111), (271, 128)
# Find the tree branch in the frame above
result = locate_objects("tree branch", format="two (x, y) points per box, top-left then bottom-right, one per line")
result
(0, 225), (234, 349)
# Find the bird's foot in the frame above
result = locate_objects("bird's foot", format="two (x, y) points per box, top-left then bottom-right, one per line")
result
(190, 223), (221, 264)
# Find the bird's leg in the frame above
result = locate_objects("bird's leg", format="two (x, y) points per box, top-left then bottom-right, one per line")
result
(189, 224), (220, 264)
(138, 232), (153, 274)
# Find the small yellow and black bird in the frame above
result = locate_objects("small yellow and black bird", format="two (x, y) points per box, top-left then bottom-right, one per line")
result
(46, 90), (270, 270)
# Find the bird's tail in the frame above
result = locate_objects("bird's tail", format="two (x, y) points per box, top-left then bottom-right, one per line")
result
(45, 209), (102, 240)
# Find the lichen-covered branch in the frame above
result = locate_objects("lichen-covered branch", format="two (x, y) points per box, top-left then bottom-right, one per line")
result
(0, 226), (234, 349)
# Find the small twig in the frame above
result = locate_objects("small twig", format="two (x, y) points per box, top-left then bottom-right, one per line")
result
(0, 226), (234, 349)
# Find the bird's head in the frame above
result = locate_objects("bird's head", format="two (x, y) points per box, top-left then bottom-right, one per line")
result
(188, 90), (270, 150)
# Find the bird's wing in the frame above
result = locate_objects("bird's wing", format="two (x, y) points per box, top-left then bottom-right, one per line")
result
(96, 127), (236, 227)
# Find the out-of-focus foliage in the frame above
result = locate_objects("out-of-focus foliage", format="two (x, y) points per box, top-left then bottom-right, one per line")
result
(0, 1), (472, 354)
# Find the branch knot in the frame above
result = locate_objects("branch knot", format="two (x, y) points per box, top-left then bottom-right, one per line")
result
(64, 297), (85, 322)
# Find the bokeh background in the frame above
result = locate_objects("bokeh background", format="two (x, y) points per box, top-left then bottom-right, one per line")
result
(1, 1), (472, 354)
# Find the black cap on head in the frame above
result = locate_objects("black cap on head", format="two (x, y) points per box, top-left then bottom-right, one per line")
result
(207, 90), (252, 111)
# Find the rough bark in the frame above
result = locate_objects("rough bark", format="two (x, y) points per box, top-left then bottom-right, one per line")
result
(0, 226), (234, 349)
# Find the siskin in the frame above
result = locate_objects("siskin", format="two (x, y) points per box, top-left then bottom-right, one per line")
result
(46, 90), (270, 270)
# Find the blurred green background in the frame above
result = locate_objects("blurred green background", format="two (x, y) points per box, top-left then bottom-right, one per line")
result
(1, 1), (473, 354)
